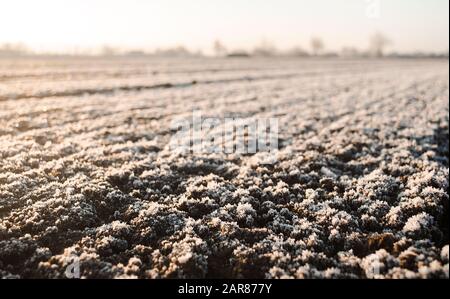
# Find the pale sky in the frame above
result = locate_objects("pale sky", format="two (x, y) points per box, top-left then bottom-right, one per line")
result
(0, 0), (448, 54)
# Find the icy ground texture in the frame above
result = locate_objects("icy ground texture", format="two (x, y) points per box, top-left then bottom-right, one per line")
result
(0, 58), (448, 278)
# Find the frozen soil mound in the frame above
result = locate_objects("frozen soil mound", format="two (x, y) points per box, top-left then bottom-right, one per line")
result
(0, 58), (448, 278)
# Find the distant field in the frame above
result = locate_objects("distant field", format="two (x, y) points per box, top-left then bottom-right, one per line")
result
(0, 57), (448, 278)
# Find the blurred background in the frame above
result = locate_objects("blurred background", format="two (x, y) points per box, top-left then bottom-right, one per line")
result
(0, 0), (448, 58)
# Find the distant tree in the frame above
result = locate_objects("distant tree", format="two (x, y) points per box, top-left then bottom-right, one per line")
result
(194, 49), (204, 57)
(369, 32), (391, 57)
(154, 46), (192, 57)
(227, 50), (250, 58)
(286, 47), (310, 57)
(253, 39), (277, 57)
(310, 37), (325, 56)
(213, 40), (227, 57)
(0, 43), (29, 57)
(340, 47), (360, 58)
(101, 45), (118, 56)
(124, 50), (147, 57)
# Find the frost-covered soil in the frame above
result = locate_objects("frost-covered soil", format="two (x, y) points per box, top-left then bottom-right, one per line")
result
(0, 57), (448, 279)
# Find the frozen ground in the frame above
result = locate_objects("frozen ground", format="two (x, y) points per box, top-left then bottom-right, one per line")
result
(0, 57), (448, 279)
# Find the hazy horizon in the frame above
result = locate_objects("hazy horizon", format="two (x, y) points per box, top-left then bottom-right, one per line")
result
(0, 0), (449, 54)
